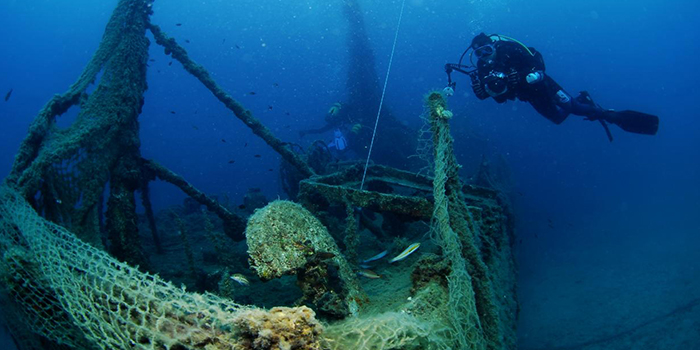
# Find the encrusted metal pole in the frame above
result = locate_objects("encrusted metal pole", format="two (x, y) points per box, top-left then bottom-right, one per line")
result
(5, 0), (154, 264)
(141, 160), (247, 241)
(427, 91), (501, 350)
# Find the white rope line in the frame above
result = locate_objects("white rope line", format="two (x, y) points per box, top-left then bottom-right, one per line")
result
(360, 0), (407, 191)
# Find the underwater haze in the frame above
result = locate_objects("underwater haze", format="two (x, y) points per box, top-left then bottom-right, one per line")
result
(1, 0), (699, 349)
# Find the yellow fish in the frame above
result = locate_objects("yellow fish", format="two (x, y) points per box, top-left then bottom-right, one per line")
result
(358, 269), (382, 279)
(389, 243), (421, 263)
(230, 273), (249, 286)
(351, 123), (362, 134)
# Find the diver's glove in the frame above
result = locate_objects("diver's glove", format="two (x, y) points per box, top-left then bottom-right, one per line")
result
(470, 74), (489, 100)
(507, 69), (520, 90)
(526, 71), (544, 84)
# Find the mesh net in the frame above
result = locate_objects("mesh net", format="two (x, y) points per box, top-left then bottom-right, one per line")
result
(0, 187), (325, 350)
(428, 100), (487, 350)
(324, 312), (432, 350)
(0, 0), (516, 342)
(425, 92), (506, 350)
(412, 114), (436, 177)
(0, 89), (516, 349)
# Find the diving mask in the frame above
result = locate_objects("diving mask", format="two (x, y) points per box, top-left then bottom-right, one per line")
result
(474, 44), (495, 59)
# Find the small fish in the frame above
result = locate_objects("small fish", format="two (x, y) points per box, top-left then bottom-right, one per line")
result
(244, 142), (248, 147)
(358, 269), (382, 279)
(247, 91), (256, 95)
(170, 111), (176, 114)
(149, 59), (156, 62)
(230, 274), (249, 286)
(238, 204), (246, 209)
(55, 199), (63, 204)
(228, 160), (235, 164)
(4, 88), (12, 101)
(273, 82), (279, 87)
(268, 105), (273, 110)
(185, 39), (190, 43)
(362, 250), (388, 264)
(222, 38), (226, 44)
(519, 239), (523, 245)
(285, 111), (290, 116)
(235, 44), (241, 49)
(175, 23), (182, 26)
(268, 168), (273, 172)
(254, 154), (261, 158)
(168, 61), (173, 66)
(221, 139), (226, 143)
(389, 243), (420, 263)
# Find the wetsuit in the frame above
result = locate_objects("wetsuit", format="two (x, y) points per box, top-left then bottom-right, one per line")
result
(471, 40), (602, 124)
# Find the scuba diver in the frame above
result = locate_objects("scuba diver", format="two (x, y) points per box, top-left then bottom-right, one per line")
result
(444, 33), (659, 141)
(299, 103), (344, 138)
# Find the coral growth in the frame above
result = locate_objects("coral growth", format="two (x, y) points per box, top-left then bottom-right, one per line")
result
(233, 306), (324, 350)
(246, 201), (341, 281)
(296, 254), (349, 319)
(245, 200), (365, 317)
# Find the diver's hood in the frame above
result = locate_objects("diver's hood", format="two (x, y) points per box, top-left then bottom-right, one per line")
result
(471, 32), (493, 50)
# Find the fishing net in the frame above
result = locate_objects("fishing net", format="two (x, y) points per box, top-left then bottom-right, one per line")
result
(324, 312), (433, 350)
(0, 0), (517, 347)
(412, 114), (437, 177)
(293, 93), (516, 350)
(0, 90), (516, 349)
(426, 92), (504, 350)
(0, 187), (324, 350)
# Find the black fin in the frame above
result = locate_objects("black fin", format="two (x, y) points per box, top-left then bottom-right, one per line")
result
(609, 110), (659, 135)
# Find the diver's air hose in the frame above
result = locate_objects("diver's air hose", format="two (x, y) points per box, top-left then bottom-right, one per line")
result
(491, 34), (535, 56)
(359, 0), (407, 191)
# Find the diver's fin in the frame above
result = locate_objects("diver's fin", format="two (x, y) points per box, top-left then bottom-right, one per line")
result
(606, 110), (659, 135)
(598, 120), (614, 142)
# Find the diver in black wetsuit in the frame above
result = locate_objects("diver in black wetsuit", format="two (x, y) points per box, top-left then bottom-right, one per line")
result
(444, 33), (659, 140)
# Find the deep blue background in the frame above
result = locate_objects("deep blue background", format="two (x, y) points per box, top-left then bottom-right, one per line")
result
(1, 0), (698, 347)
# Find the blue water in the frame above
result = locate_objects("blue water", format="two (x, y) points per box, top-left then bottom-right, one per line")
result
(1, 0), (698, 348)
